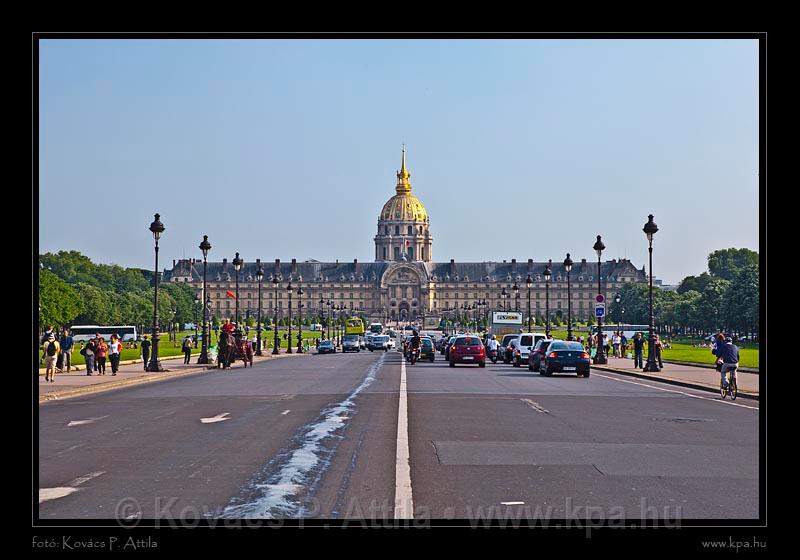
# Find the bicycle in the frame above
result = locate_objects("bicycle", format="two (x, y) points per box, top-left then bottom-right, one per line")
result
(720, 365), (738, 400)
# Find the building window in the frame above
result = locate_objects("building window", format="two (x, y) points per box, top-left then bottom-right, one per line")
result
(395, 225), (400, 235)
(408, 225), (412, 235)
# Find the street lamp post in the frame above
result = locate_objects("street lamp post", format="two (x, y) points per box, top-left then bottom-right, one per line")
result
(297, 287), (304, 353)
(642, 214), (660, 372)
(194, 293), (200, 348)
(197, 235), (211, 364)
(232, 253), (243, 326)
(544, 261), (552, 337)
(500, 287), (508, 311)
(615, 293), (622, 333)
(256, 264), (264, 356)
(146, 213), (165, 372)
(564, 254), (573, 340)
(286, 281), (293, 354)
(526, 274), (533, 332)
(320, 297), (326, 340)
(513, 282), (520, 312)
(272, 276), (280, 355)
(593, 235), (607, 364)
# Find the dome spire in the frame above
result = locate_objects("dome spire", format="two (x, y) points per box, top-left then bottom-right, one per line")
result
(396, 144), (412, 194)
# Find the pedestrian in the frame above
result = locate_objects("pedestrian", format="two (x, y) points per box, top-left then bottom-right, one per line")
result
(95, 337), (108, 375)
(603, 333), (610, 358)
(41, 325), (56, 345)
(108, 334), (122, 375)
(42, 334), (60, 382)
(82, 338), (96, 375)
(620, 333), (628, 357)
(140, 335), (151, 371)
(632, 332), (645, 369)
(182, 334), (193, 364)
(93, 333), (101, 371)
(612, 331), (622, 358)
(59, 328), (74, 373)
(654, 334), (664, 369)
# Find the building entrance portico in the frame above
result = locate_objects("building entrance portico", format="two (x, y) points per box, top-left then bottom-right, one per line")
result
(381, 262), (429, 323)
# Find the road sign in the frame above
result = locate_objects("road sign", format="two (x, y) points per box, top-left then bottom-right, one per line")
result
(596, 294), (604, 303)
(595, 303), (606, 318)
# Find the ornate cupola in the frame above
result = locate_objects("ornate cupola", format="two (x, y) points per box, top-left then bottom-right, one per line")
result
(374, 147), (432, 263)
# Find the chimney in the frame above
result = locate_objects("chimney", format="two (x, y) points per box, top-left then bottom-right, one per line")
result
(528, 258), (533, 272)
(511, 258), (517, 273)
(354, 258), (359, 273)
(274, 258), (280, 275)
(173, 259), (176, 268)
(450, 259), (455, 276)
(291, 258), (297, 275)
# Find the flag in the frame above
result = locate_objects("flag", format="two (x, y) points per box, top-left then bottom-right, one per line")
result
(226, 290), (237, 299)
(405, 239), (410, 247)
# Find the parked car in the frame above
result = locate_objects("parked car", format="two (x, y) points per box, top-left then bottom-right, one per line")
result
(419, 337), (436, 362)
(539, 340), (591, 377)
(318, 340), (336, 354)
(528, 339), (554, 372)
(448, 335), (486, 368)
(513, 333), (548, 367)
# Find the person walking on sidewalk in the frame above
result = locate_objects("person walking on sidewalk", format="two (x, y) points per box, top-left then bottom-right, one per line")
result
(182, 334), (193, 364)
(140, 335), (151, 371)
(59, 328), (74, 373)
(108, 334), (122, 375)
(654, 334), (664, 369)
(42, 334), (60, 382)
(632, 332), (645, 369)
(612, 332), (622, 358)
(95, 337), (108, 375)
(82, 338), (96, 375)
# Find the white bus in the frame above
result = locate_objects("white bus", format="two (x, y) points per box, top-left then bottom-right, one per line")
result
(589, 324), (649, 340)
(69, 325), (138, 342)
(369, 322), (383, 335)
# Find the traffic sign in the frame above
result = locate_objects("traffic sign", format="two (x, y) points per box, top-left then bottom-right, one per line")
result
(594, 303), (606, 318)
(596, 294), (604, 303)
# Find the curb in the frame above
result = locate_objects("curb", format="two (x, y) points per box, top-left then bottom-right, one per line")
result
(661, 359), (759, 374)
(591, 365), (759, 401)
(37, 352), (201, 376)
(38, 352), (310, 403)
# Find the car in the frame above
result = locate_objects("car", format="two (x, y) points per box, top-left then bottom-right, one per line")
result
(419, 337), (436, 362)
(500, 334), (519, 364)
(342, 334), (361, 352)
(448, 335), (486, 368)
(387, 338), (396, 349)
(513, 333), (548, 367)
(540, 340), (591, 377)
(359, 336), (366, 349)
(444, 336), (458, 360)
(318, 340), (336, 354)
(528, 339), (554, 372)
(369, 335), (390, 351)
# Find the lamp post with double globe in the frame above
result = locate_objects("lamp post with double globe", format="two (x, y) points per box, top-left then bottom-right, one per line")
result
(500, 287), (509, 311)
(564, 253), (573, 341)
(526, 274), (533, 332)
(197, 235), (211, 364)
(642, 214), (660, 372)
(286, 281), (293, 354)
(513, 281), (520, 312)
(297, 286), (304, 353)
(255, 264), (264, 356)
(543, 261), (552, 337)
(272, 276), (280, 355)
(146, 213), (165, 372)
(593, 235), (607, 364)
(232, 253), (243, 326)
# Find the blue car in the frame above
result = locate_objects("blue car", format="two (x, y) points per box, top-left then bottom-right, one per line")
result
(318, 340), (336, 354)
(540, 341), (591, 377)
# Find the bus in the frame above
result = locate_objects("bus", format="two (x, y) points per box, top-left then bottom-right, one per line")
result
(368, 322), (383, 335)
(345, 317), (365, 336)
(69, 325), (138, 342)
(588, 324), (650, 340)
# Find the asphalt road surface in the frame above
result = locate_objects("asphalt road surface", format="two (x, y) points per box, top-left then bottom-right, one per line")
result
(38, 344), (759, 522)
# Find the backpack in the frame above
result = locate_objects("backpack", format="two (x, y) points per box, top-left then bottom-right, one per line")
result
(46, 341), (57, 356)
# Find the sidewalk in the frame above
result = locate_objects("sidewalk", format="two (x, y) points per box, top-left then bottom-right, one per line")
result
(38, 351), (310, 403)
(592, 358), (760, 399)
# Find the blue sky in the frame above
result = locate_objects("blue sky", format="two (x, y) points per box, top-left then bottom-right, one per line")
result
(38, 38), (759, 284)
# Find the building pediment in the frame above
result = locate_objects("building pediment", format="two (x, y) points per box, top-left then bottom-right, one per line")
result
(381, 262), (428, 287)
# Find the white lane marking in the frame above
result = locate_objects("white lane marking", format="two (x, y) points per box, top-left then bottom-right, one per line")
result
(501, 501), (525, 505)
(281, 410), (291, 415)
(201, 412), (231, 424)
(394, 357), (414, 519)
(40, 471), (106, 504)
(68, 471), (106, 487)
(521, 398), (549, 414)
(592, 372), (759, 410)
(67, 415), (109, 427)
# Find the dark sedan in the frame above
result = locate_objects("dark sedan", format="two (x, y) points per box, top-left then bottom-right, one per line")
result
(420, 337), (436, 362)
(540, 341), (590, 377)
(318, 340), (336, 354)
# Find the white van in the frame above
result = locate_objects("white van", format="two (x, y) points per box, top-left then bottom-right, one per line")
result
(310, 323), (323, 331)
(512, 332), (548, 367)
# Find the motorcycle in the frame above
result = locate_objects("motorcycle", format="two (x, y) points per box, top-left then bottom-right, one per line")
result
(488, 348), (498, 364)
(409, 347), (419, 365)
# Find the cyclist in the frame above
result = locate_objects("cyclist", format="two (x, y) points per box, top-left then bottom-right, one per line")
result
(712, 335), (740, 390)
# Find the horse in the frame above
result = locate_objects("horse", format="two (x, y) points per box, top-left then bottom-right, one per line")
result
(235, 337), (254, 367)
(217, 330), (254, 369)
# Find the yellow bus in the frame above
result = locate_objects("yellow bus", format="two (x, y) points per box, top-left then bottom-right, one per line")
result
(344, 317), (365, 336)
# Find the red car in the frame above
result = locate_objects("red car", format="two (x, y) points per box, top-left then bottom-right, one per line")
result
(449, 335), (486, 368)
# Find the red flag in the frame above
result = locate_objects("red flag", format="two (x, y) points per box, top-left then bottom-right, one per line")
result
(405, 239), (410, 247)
(226, 290), (236, 299)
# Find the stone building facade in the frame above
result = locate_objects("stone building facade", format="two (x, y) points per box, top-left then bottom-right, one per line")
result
(164, 150), (648, 324)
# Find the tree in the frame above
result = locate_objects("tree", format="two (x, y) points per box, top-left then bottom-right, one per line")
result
(677, 272), (712, 295)
(39, 269), (84, 329)
(723, 264), (759, 336)
(161, 282), (197, 325)
(697, 278), (731, 332)
(707, 248), (759, 281)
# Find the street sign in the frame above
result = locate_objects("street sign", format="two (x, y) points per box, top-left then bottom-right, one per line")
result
(594, 303), (605, 318)
(596, 294), (604, 303)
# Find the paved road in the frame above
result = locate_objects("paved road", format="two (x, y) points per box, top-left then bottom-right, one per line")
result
(38, 344), (759, 521)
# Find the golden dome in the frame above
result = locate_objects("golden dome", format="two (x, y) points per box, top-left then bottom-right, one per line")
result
(380, 147), (429, 222)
